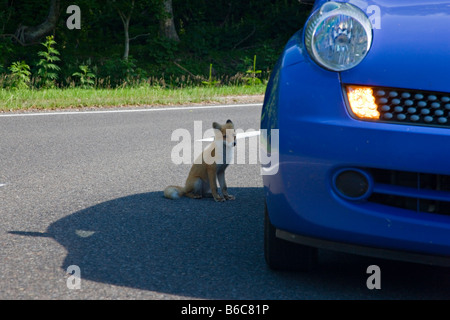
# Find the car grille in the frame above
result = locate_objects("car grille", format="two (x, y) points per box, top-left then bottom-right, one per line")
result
(348, 86), (450, 127)
(367, 168), (450, 216)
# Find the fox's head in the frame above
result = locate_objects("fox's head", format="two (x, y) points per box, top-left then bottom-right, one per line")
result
(213, 120), (236, 148)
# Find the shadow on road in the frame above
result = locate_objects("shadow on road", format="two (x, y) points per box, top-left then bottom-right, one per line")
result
(9, 186), (450, 299)
(51, 187), (267, 298)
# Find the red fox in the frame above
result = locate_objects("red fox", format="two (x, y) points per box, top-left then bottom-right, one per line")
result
(164, 120), (236, 202)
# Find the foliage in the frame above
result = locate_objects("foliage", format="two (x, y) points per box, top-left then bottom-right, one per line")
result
(8, 60), (31, 89)
(72, 65), (96, 88)
(243, 55), (262, 86)
(0, 0), (311, 89)
(147, 37), (179, 70)
(36, 35), (61, 88)
(97, 55), (147, 87)
(202, 64), (220, 87)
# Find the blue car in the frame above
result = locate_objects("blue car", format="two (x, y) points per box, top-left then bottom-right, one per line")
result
(261, 0), (450, 271)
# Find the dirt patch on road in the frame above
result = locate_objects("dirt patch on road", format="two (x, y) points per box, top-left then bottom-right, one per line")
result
(206, 94), (264, 105)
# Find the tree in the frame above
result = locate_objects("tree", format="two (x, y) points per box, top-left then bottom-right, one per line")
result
(116, 0), (135, 60)
(159, 0), (179, 42)
(12, 0), (61, 46)
(115, 0), (180, 60)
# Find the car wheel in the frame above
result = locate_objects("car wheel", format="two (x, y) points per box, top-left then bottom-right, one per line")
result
(264, 202), (318, 272)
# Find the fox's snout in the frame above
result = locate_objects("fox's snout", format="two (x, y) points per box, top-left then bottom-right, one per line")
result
(225, 135), (236, 147)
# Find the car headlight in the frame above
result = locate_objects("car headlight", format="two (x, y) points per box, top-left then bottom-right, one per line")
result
(304, 1), (373, 72)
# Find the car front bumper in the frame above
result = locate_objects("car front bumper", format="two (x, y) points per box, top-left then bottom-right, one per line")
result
(261, 35), (450, 260)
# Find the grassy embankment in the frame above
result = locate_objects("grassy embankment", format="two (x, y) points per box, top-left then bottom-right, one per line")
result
(0, 84), (266, 112)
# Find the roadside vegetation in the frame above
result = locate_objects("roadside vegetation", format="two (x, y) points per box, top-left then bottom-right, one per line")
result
(0, 1), (311, 111)
(0, 83), (265, 111)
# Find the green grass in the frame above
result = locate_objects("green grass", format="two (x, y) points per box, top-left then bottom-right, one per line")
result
(0, 84), (266, 112)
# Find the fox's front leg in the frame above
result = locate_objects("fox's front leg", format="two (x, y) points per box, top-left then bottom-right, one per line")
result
(217, 170), (234, 200)
(207, 166), (224, 202)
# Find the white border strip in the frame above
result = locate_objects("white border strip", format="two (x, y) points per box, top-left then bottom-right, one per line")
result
(0, 103), (262, 118)
(197, 130), (261, 142)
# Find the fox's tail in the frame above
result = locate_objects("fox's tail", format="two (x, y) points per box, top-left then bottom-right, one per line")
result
(164, 185), (185, 200)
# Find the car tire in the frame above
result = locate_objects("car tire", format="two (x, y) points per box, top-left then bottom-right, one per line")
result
(264, 202), (318, 272)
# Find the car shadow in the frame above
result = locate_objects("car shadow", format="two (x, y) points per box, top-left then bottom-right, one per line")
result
(47, 187), (267, 298)
(9, 186), (450, 299)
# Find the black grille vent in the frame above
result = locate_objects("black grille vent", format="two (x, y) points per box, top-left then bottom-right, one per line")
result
(368, 168), (450, 216)
(374, 87), (450, 127)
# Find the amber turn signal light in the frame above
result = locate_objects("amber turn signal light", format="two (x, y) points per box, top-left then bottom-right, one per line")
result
(346, 86), (380, 120)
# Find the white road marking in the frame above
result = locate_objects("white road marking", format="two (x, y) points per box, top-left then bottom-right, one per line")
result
(0, 103), (262, 118)
(0, 183), (6, 187)
(197, 130), (260, 142)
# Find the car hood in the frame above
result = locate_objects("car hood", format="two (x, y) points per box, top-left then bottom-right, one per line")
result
(339, 0), (450, 92)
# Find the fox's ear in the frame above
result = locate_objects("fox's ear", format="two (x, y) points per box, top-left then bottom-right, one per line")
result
(226, 119), (234, 128)
(212, 122), (221, 130)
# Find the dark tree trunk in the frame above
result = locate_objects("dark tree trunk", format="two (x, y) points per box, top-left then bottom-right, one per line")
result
(14, 0), (61, 46)
(159, 0), (179, 42)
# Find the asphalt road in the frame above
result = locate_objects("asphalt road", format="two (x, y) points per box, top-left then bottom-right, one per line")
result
(1, 104), (449, 300)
